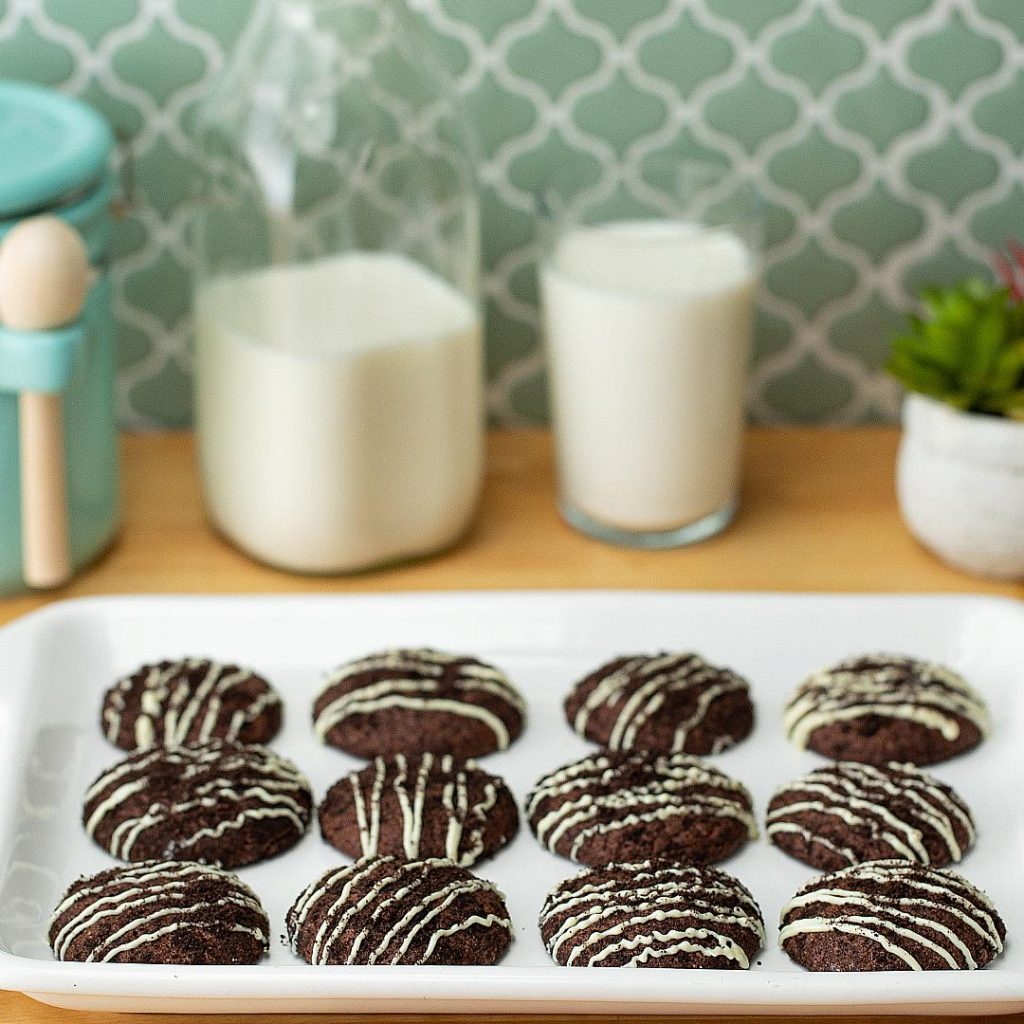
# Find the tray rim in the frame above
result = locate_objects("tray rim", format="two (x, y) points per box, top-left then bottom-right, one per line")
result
(2, 589), (1024, 1016)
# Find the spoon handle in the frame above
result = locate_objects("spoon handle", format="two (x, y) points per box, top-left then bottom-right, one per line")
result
(19, 390), (71, 588)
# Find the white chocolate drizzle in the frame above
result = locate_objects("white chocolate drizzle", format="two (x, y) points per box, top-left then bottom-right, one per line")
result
(341, 753), (510, 865)
(779, 859), (1004, 971)
(287, 855), (513, 965)
(49, 859), (269, 963)
(102, 658), (281, 750)
(313, 649), (525, 750)
(767, 761), (974, 867)
(83, 741), (312, 864)
(527, 751), (757, 864)
(540, 860), (765, 968)
(570, 653), (750, 752)
(783, 654), (990, 752)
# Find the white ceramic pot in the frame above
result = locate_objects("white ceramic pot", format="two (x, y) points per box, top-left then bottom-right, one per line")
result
(897, 392), (1024, 580)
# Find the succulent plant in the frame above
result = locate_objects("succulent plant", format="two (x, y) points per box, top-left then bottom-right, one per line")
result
(887, 278), (1024, 419)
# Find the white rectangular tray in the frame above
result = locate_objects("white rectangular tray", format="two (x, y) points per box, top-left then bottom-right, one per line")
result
(0, 592), (1023, 1015)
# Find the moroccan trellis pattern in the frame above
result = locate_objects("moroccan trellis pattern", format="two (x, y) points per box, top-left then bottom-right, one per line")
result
(1, 0), (1023, 426)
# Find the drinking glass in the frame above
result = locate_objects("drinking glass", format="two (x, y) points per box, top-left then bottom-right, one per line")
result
(539, 160), (763, 548)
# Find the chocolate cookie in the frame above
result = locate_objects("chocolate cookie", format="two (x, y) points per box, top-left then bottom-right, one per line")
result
(784, 654), (989, 766)
(286, 856), (514, 965)
(83, 740), (313, 868)
(49, 860), (269, 964)
(526, 750), (757, 866)
(767, 761), (975, 871)
(540, 860), (764, 968)
(565, 652), (754, 755)
(319, 753), (518, 866)
(313, 649), (526, 759)
(101, 658), (282, 751)
(780, 860), (1005, 971)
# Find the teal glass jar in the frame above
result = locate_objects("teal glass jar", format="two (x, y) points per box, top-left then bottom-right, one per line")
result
(0, 82), (119, 594)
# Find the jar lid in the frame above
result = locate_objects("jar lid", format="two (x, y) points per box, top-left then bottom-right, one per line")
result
(0, 82), (114, 218)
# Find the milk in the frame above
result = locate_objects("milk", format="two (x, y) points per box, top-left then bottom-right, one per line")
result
(541, 221), (756, 536)
(195, 253), (483, 573)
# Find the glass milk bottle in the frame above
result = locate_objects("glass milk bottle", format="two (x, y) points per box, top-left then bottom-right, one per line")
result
(191, 0), (483, 574)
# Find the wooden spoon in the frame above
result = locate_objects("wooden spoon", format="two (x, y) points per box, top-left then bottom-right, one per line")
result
(0, 216), (91, 588)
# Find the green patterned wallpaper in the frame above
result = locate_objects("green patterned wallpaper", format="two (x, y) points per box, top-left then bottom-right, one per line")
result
(1, 0), (1022, 426)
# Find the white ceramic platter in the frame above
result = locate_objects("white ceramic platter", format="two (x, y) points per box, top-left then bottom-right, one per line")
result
(0, 592), (1022, 1015)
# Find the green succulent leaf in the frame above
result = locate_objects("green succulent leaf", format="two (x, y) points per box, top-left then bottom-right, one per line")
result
(1004, 390), (1024, 420)
(989, 339), (1024, 393)
(887, 280), (1024, 417)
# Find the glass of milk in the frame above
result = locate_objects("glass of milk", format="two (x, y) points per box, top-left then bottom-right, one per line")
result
(539, 161), (762, 548)
(189, 0), (484, 574)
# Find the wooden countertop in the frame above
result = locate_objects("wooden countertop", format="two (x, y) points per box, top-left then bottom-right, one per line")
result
(1, 428), (1021, 628)
(0, 428), (1020, 1024)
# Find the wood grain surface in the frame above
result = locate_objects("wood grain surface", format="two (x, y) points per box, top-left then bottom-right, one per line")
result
(0, 428), (1020, 1023)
